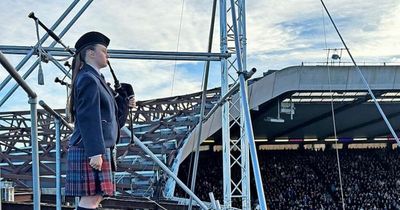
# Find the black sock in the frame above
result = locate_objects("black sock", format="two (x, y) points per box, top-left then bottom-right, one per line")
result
(77, 206), (95, 210)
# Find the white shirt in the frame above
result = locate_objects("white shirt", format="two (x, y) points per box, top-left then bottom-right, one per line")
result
(87, 63), (101, 75)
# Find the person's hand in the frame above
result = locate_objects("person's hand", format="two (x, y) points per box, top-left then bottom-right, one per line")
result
(129, 97), (136, 108)
(89, 155), (103, 171)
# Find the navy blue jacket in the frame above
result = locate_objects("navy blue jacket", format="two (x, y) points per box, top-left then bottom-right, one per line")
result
(69, 64), (127, 157)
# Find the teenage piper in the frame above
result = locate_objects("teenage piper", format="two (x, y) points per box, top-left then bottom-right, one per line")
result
(65, 31), (135, 210)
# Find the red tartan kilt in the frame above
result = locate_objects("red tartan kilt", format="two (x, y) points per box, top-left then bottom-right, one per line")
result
(65, 146), (114, 196)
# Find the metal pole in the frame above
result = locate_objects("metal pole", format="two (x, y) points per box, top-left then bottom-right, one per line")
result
(236, 0), (251, 208)
(0, 60), (40, 106)
(203, 82), (239, 122)
(229, 0), (267, 208)
(38, 100), (72, 130)
(209, 192), (221, 210)
(0, 51), (40, 209)
(29, 97), (41, 210)
(0, 51), (37, 97)
(0, 0), (94, 107)
(163, 75), (239, 198)
(320, 0), (400, 146)
(239, 75), (267, 210)
(0, 45), (229, 58)
(0, 46), (229, 61)
(121, 127), (209, 210)
(38, 100), (72, 209)
(0, 0), (79, 92)
(188, 0), (217, 209)
(55, 117), (61, 210)
(219, 0), (231, 207)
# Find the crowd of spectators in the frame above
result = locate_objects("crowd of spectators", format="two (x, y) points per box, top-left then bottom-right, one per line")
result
(176, 148), (400, 209)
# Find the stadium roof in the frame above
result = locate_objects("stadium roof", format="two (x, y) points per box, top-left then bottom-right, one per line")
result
(179, 65), (400, 162)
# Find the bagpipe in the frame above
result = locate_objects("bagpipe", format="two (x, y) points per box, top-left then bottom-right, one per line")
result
(28, 12), (134, 102)
(107, 60), (134, 101)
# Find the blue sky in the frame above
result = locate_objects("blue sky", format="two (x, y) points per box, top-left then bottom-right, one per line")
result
(0, 0), (399, 111)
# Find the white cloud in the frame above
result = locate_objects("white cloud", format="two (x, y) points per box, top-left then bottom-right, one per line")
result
(244, 0), (400, 72)
(1, 0), (400, 111)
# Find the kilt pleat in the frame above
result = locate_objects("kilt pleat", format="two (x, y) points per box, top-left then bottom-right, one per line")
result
(65, 146), (114, 196)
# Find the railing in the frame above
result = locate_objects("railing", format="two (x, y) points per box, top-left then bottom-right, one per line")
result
(0, 51), (40, 210)
(38, 100), (71, 210)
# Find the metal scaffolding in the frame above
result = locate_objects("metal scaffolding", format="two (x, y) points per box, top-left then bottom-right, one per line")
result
(220, 0), (267, 209)
(0, 0), (267, 209)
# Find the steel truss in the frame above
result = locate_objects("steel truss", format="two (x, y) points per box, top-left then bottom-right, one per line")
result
(133, 88), (221, 124)
(0, 109), (71, 185)
(0, 86), (221, 190)
(220, 0), (267, 209)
